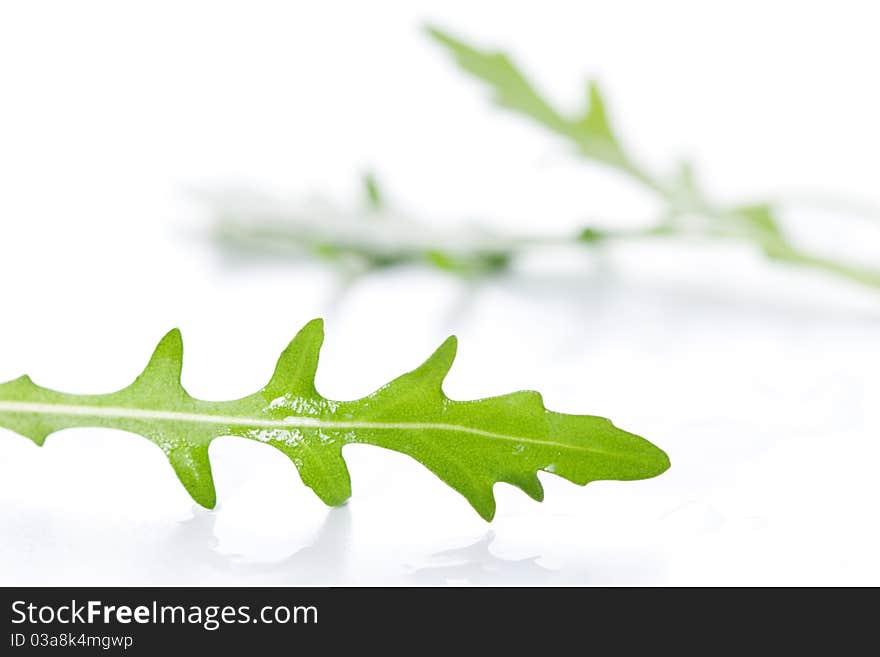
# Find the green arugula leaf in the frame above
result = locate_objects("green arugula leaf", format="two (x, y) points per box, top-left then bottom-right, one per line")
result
(426, 26), (571, 136)
(363, 171), (384, 211)
(728, 204), (783, 239)
(427, 26), (643, 180)
(570, 81), (631, 169)
(427, 26), (880, 291)
(0, 320), (669, 520)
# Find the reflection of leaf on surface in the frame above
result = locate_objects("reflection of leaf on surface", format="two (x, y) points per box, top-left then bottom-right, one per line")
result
(410, 532), (552, 585)
(163, 506), (352, 585)
(233, 506), (353, 584)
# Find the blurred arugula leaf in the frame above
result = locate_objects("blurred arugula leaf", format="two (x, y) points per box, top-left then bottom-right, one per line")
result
(363, 171), (384, 211)
(428, 25), (880, 290)
(204, 26), (880, 294)
(426, 28), (642, 182)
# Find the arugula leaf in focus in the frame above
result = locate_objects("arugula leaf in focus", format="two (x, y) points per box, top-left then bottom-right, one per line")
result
(0, 321), (669, 520)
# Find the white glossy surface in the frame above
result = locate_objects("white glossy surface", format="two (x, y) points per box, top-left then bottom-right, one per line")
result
(1, 0), (879, 586)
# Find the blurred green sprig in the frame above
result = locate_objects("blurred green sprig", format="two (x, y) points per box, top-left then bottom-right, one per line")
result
(206, 26), (880, 291)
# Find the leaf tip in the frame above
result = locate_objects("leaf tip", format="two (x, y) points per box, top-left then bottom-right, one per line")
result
(287, 318), (325, 355)
(294, 318), (325, 349)
(166, 443), (217, 509)
(423, 23), (447, 42)
(609, 417), (671, 479)
(653, 446), (672, 476)
(618, 420), (670, 478)
(132, 328), (185, 391)
(285, 443), (352, 507)
(476, 500), (497, 522)
(440, 333), (458, 355)
(196, 490), (217, 510)
(156, 328), (184, 358)
(425, 335), (458, 380)
(581, 79), (611, 129)
(524, 474), (546, 502)
(303, 317), (325, 334)
(295, 318), (326, 352)
(424, 24), (475, 58)
(625, 426), (671, 479)
(362, 171), (383, 210)
(265, 319), (327, 398)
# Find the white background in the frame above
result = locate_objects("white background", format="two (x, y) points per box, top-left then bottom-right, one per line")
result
(1, 0), (879, 585)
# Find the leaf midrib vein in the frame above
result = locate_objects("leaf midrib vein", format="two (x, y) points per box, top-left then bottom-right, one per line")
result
(0, 400), (625, 458)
